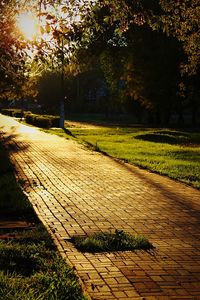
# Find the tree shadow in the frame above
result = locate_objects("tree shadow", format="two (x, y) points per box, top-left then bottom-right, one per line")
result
(0, 126), (29, 154)
(0, 126), (34, 223)
(123, 162), (200, 222)
(63, 126), (75, 137)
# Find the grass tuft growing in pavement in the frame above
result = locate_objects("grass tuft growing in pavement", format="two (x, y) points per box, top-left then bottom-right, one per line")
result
(72, 230), (153, 253)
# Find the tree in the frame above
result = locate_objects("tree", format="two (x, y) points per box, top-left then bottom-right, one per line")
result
(31, 0), (96, 126)
(159, 0), (200, 76)
(0, 0), (28, 97)
(73, 2), (182, 122)
(1, 0), (95, 126)
(74, 0), (199, 125)
(158, 0), (200, 124)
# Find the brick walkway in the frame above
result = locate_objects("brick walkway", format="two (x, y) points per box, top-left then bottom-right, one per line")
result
(1, 114), (200, 300)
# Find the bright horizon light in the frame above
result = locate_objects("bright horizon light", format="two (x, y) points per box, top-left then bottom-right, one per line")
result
(17, 12), (39, 40)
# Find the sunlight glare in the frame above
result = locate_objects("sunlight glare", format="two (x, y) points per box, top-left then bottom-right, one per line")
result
(18, 12), (39, 40)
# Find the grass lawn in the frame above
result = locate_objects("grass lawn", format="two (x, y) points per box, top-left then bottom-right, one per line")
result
(0, 141), (88, 300)
(62, 123), (200, 189)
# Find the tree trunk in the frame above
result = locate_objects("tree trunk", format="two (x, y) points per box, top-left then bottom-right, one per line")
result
(59, 37), (65, 129)
(59, 99), (65, 128)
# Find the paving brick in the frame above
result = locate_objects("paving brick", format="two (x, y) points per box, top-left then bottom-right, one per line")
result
(1, 114), (200, 300)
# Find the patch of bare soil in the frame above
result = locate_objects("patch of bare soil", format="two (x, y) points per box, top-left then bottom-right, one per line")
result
(0, 220), (34, 239)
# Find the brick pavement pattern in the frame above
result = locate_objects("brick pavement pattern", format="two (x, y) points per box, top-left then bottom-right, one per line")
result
(0, 114), (200, 300)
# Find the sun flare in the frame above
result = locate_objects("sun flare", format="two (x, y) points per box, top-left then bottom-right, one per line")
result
(17, 12), (39, 40)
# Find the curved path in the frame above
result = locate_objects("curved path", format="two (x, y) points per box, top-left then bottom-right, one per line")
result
(1, 114), (200, 300)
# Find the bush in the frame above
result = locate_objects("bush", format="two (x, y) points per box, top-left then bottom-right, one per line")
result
(1, 109), (61, 129)
(1, 109), (15, 117)
(1, 108), (25, 118)
(34, 116), (52, 128)
(24, 111), (32, 117)
(13, 111), (24, 118)
(25, 113), (36, 125)
(49, 115), (60, 127)
(25, 113), (60, 128)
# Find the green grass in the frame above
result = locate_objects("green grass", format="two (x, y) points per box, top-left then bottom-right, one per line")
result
(66, 125), (200, 189)
(41, 128), (73, 139)
(0, 143), (34, 220)
(0, 226), (87, 300)
(0, 141), (88, 300)
(72, 230), (153, 253)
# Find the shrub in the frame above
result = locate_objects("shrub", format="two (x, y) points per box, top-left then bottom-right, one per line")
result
(24, 111), (32, 117)
(1, 109), (61, 129)
(34, 116), (51, 128)
(49, 116), (60, 127)
(1, 109), (15, 116)
(25, 113), (60, 128)
(1, 108), (24, 118)
(25, 113), (36, 125)
(13, 110), (24, 118)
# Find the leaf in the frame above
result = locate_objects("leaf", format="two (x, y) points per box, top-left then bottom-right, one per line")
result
(46, 24), (51, 33)
(61, 6), (68, 13)
(40, 26), (45, 35)
(104, 16), (110, 24)
(46, 14), (54, 20)
(114, 28), (120, 34)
